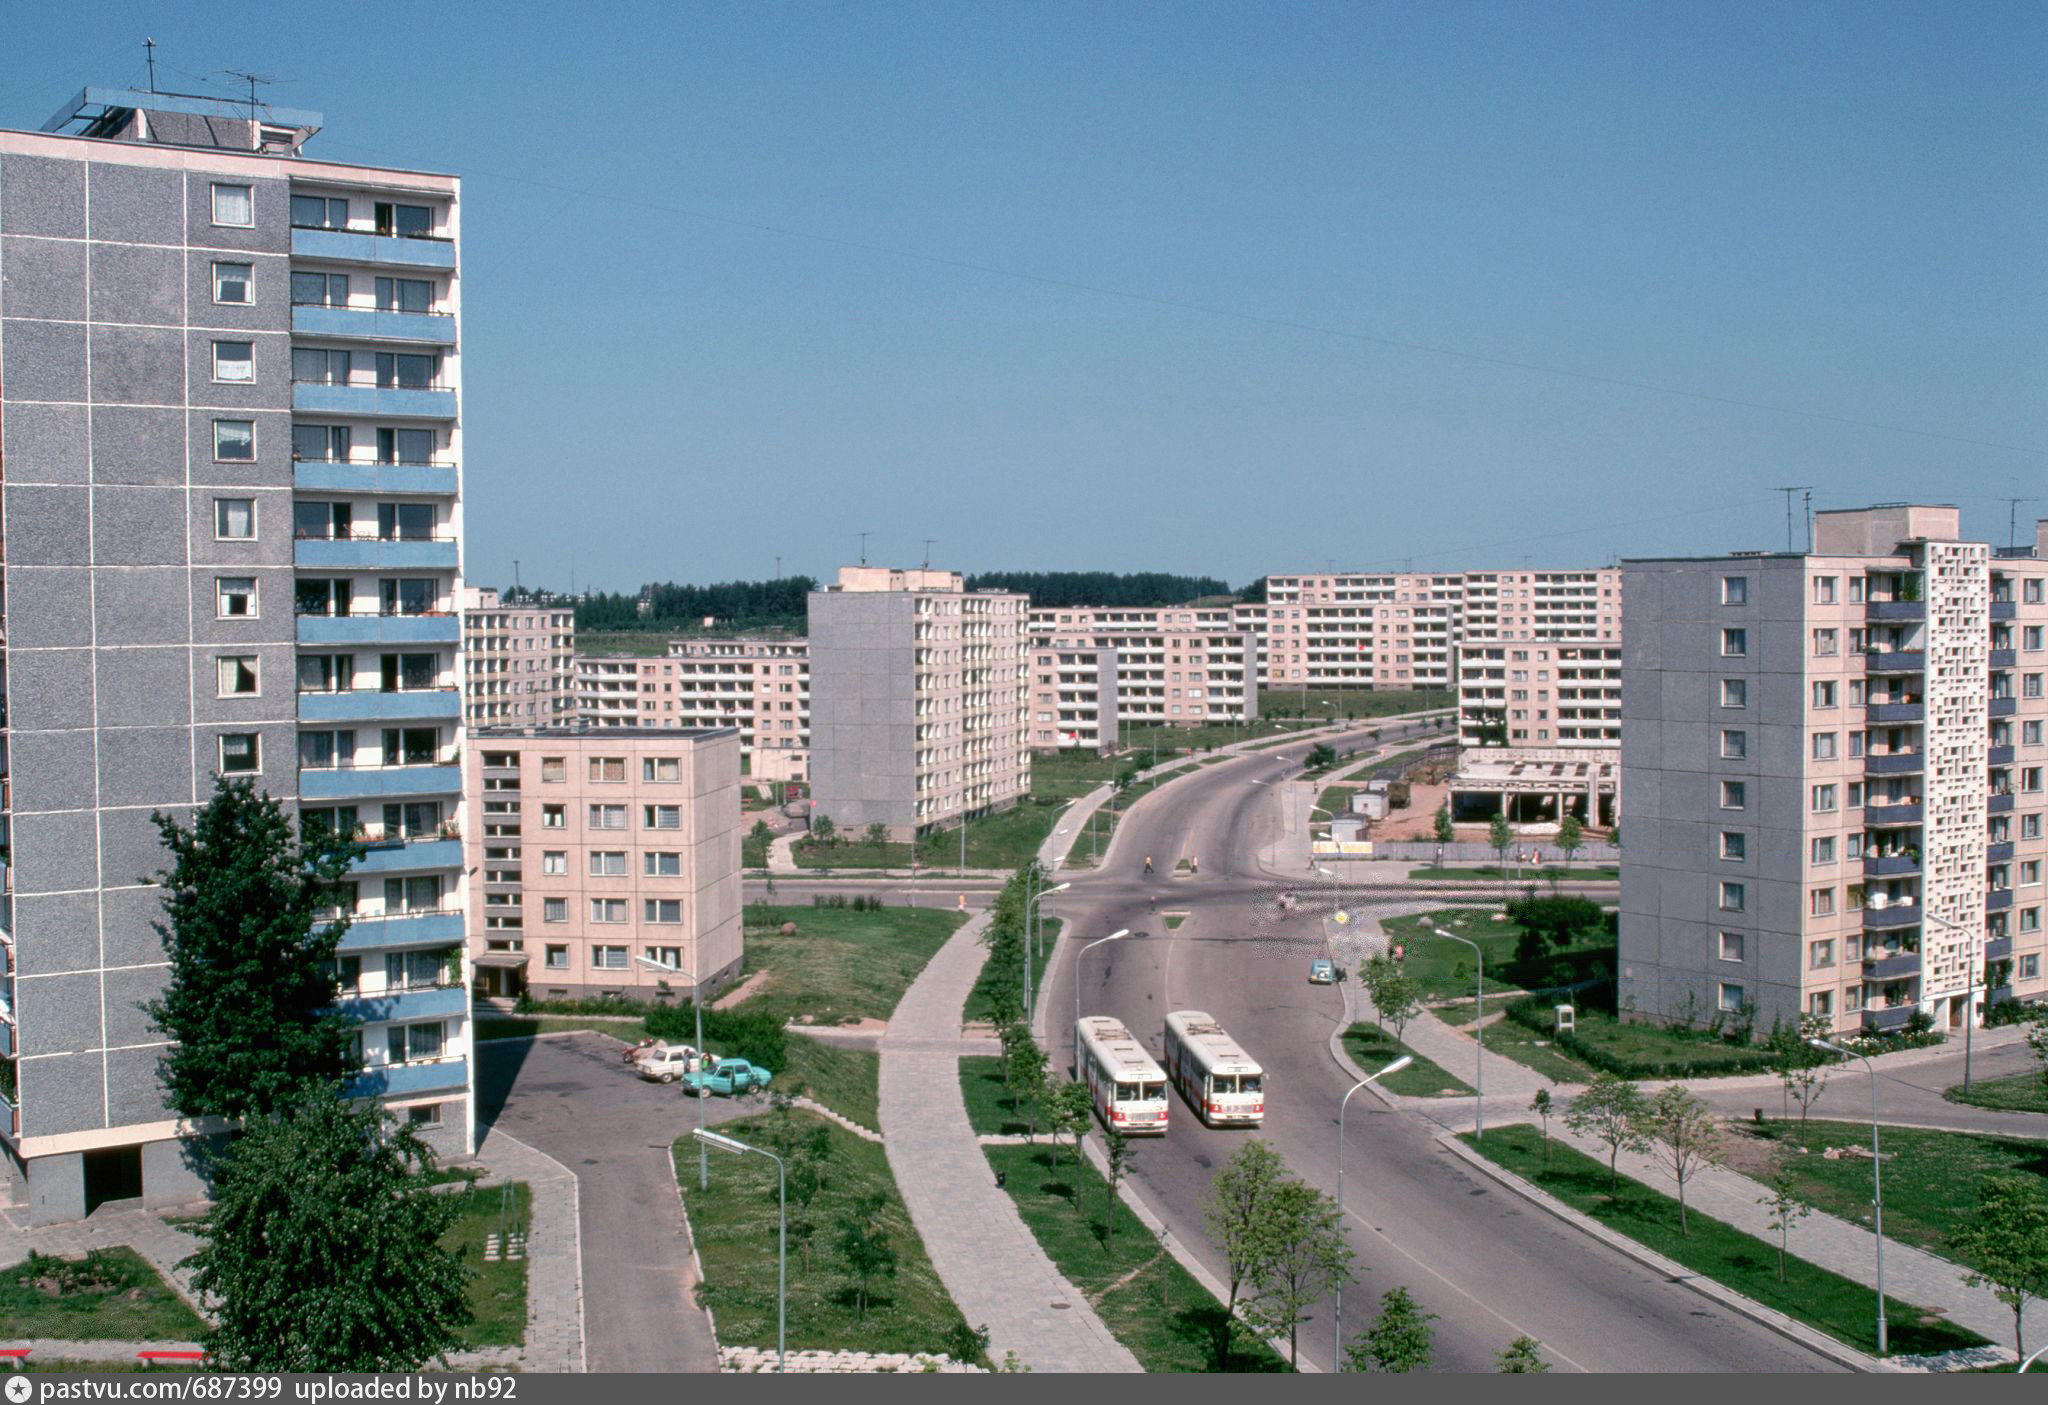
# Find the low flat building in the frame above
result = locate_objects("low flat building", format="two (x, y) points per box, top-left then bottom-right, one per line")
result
(462, 587), (575, 728)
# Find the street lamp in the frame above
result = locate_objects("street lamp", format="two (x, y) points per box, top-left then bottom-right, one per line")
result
(1428, 924), (1485, 1140)
(1024, 877), (1071, 1026)
(1335, 1055), (1413, 1363)
(1810, 1036), (1885, 1356)
(696, 1128), (786, 1372)
(638, 951), (707, 1190)
(1072, 928), (1132, 1073)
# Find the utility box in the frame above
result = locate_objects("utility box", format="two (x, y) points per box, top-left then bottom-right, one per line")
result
(1555, 1004), (1575, 1034)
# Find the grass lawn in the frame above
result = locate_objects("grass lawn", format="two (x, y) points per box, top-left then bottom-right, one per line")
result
(1945, 1069), (2048, 1115)
(1738, 1120), (2048, 1279)
(474, 1014), (640, 1042)
(1473, 1015), (1599, 1085)
(1031, 750), (1121, 802)
(960, 1055), (1046, 1136)
(678, 1110), (976, 1358)
(0, 1247), (206, 1342)
(780, 1039), (880, 1132)
(443, 1182), (531, 1348)
(1342, 1025), (1474, 1096)
(793, 838), (912, 869)
(742, 829), (772, 868)
(1533, 1004), (1776, 1079)
(1163, 913), (1187, 930)
(1258, 687), (1447, 720)
(1464, 1125), (1987, 1358)
(1408, 866), (1619, 882)
(736, 905), (966, 1025)
(1380, 909), (1614, 1002)
(798, 798), (1077, 873)
(984, 1143), (1288, 1371)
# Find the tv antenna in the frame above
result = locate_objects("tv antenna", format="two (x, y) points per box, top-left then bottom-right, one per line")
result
(858, 531), (872, 566)
(923, 538), (936, 570)
(1774, 486), (1812, 552)
(223, 70), (281, 122)
(513, 559), (522, 594)
(143, 37), (158, 94)
(2004, 496), (2038, 551)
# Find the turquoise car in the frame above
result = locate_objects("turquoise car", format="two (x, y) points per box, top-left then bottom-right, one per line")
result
(1308, 959), (1336, 985)
(681, 1057), (774, 1098)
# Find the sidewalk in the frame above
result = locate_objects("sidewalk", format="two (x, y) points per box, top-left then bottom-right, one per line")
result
(878, 910), (1140, 1373)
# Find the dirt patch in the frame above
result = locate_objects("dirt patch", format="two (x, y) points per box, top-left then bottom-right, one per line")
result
(711, 969), (773, 1010)
(1721, 1119), (1797, 1182)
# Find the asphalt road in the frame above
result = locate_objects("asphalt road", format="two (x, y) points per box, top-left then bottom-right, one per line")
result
(1042, 722), (1841, 1373)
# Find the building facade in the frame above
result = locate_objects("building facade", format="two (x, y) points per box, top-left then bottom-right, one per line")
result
(461, 587), (573, 728)
(1451, 636), (1621, 823)
(665, 637), (809, 782)
(1620, 504), (2048, 1037)
(0, 88), (471, 1220)
(809, 568), (1030, 839)
(1028, 643), (1120, 753)
(1025, 606), (1255, 747)
(466, 727), (741, 1002)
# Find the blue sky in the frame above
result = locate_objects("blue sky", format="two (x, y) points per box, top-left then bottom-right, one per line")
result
(8, 2), (2044, 590)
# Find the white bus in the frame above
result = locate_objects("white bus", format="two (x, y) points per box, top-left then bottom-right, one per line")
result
(1075, 1016), (1170, 1135)
(1162, 1011), (1265, 1127)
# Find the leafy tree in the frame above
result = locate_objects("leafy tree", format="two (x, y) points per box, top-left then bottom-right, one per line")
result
(1344, 1286), (1435, 1372)
(810, 813), (838, 847)
(1433, 804), (1454, 850)
(1565, 1074), (1651, 1193)
(749, 817), (774, 848)
(1556, 814), (1584, 869)
(961, 570), (1230, 610)
(863, 821), (889, 851)
(1202, 1140), (1286, 1370)
(836, 1190), (898, 1322)
(147, 778), (361, 1121)
(1770, 1014), (1835, 1131)
(1496, 1336), (1550, 1372)
(189, 1092), (470, 1370)
(1756, 1166), (1812, 1284)
(1639, 1084), (1723, 1236)
(1010, 1035), (1049, 1137)
(1375, 965), (1423, 1043)
(1488, 813), (1514, 903)
(1506, 895), (1604, 971)
(1244, 1178), (1354, 1370)
(1361, 956), (1393, 1033)
(1102, 1125), (1131, 1253)
(1306, 743), (1338, 771)
(1048, 1080), (1094, 1206)
(997, 1021), (1031, 1103)
(1951, 1174), (2048, 1361)
(1530, 1089), (1554, 1165)
(2027, 1017), (2048, 1094)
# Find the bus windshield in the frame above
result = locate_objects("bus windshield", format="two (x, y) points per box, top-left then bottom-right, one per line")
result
(1240, 1074), (1262, 1094)
(1118, 1080), (1165, 1103)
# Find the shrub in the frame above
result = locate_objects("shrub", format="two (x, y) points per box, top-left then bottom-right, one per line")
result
(1503, 996), (1779, 1080)
(645, 1003), (788, 1071)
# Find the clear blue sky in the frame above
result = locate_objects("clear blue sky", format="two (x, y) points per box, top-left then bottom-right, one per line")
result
(9, 2), (2044, 591)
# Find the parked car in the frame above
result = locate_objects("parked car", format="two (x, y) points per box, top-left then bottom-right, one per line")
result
(1308, 958), (1336, 985)
(681, 1057), (774, 1098)
(635, 1042), (705, 1083)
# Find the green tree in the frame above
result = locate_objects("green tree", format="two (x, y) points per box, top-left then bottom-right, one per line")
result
(1102, 1125), (1130, 1253)
(1951, 1174), (2048, 1362)
(1245, 1178), (1354, 1370)
(836, 1190), (898, 1322)
(1010, 1035), (1049, 1138)
(749, 817), (774, 852)
(1361, 956), (1393, 1033)
(1432, 804), (1454, 852)
(1048, 1080), (1094, 1206)
(1770, 1013), (1835, 1131)
(997, 1021), (1032, 1105)
(1202, 1139), (1286, 1370)
(1530, 1089), (1554, 1165)
(1496, 1336), (1550, 1372)
(147, 778), (361, 1121)
(810, 813), (838, 847)
(1305, 743), (1338, 772)
(1555, 814), (1583, 870)
(2026, 1017), (2048, 1094)
(863, 821), (889, 852)
(1756, 1165), (1812, 1284)
(1565, 1074), (1651, 1194)
(1374, 965), (1423, 1043)
(1639, 1084), (1723, 1236)
(1488, 812), (1514, 903)
(189, 1092), (469, 1370)
(1344, 1286), (1436, 1372)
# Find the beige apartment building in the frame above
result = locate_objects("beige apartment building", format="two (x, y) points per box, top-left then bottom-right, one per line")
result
(1622, 504), (2048, 1038)
(574, 653), (676, 726)
(466, 727), (742, 1002)
(1026, 606), (1257, 749)
(1453, 636), (1621, 823)
(666, 637), (810, 782)
(1029, 643), (1120, 752)
(809, 567), (1031, 839)
(461, 587), (575, 728)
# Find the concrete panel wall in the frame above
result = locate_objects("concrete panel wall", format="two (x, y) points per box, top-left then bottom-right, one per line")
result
(808, 591), (917, 834)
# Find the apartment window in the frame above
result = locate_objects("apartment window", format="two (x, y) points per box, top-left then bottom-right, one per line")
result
(1721, 577), (1748, 605)
(1808, 991), (1833, 1019)
(591, 945), (628, 970)
(1721, 678), (1747, 708)
(1848, 731), (1866, 757)
(1718, 932), (1744, 961)
(1721, 780), (1746, 810)
(376, 201), (435, 237)
(644, 899), (683, 924)
(1718, 983), (1747, 1013)
(407, 1104), (443, 1128)
(2030, 674), (2046, 700)
(374, 351), (440, 390)
(645, 946), (684, 969)
(1719, 881), (1746, 913)
(1812, 628), (1838, 657)
(644, 805), (681, 830)
(589, 851), (627, 877)
(590, 899), (628, 924)
(1813, 576), (1837, 604)
(219, 733), (260, 774)
(1812, 836), (1837, 865)
(216, 576), (257, 619)
(589, 804), (628, 830)
(298, 730), (351, 771)
(1812, 784), (1838, 813)
(1718, 831), (1746, 861)
(292, 347), (350, 385)
(1810, 939), (1835, 968)
(589, 757), (626, 783)
(1849, 575), (1866, 603)
(1847, 781), (1864, 808)
(214, 497), (256, 539)
(1845, 985), (1864, 1011)
(211, 340), (255, 384)
(213, 419), (256, 462)
(1813, 732), (1837, 761)
(545, 945), (570, 970)
(291, 194), (348, 229)
(1813, 680), (1837, 709)
(542, 898), (567, 923)
(2029, 580), (2047, 606)
(2024, 860), (2042, 886)
(297, 654), (353, 693)
(2027, 814), (2044, 840)
(541, 805), (565, 829)
(375, 276), (435, 313)
(1848, 679), (1866, 707)
(644, 757), (681, 782)
(541, 757), (566, 783)
(1844, 935), (1861, 962)
(384, 875), (441, 914)
(2027, 768), (2045, 794)
(1810, 889), (1835, 918)
(2028, 627), (2044, 652)
(291, 271), (349, 308)
(2022, 953), (2042, 980)
(379, 653), (437, 692)
(294, 424), (349, 463)
(387, 1022), (444, 1065)
(1721, 628), (1747, 657)
(211, 182), (254, 227)
(1721, 729), (1747, 760)
(2027, 721), (2044, 747)
(541, 851), (567, 876)
(213, 261), (252, 304)
(644, 852), (682, 877)
(216, 655), (259, 697)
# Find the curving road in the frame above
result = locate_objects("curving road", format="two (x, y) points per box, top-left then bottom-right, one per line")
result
(1042, 721), (1841, 1373)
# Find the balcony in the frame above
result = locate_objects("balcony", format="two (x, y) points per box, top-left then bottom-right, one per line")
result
(1865, 802), (1923, 827)
(1990, 649), (2017, 669)
(1991, 600), (2017, 621)
(1989, 746), (2015, 767)
(1990, 697), (2018, 718)
(1986, 935), (2014, 962)
(1986, 888), (2014, 912)
(1863, 651), (1924, 673)
(300, 764), (461, 802)
(1867, 703), (1924, 724)
(297, 614), (461, 647)
(1864, 751), (1923, 775)
(1863, 903), (1921, 931)
(340, 983), (468, 1025)
(1990, 984), (2014, 1006)
(292, 303), (456, 346)
(294, 458), (458, 497)
(1864, 951), (1922, 981)
(294, 535), (458, 572)
(349, 837), (463, 876)
(1862, 1003), (1918, 1033)
(298, 689), (462, 725)
(292, 225), (456, 270)
(1863, 851), (1921, 878)
(1988, 841), (2015, 864)
(345, 1056), (469, 1100)
(332, 909), (464, 953)
(0, 1017), (11, 1058)
(1867, 600), (1925, 621)
(1989, 793), (2017, 814)
(292, 381), (457, 421)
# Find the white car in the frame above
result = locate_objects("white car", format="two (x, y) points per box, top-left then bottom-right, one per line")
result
(635, 1043), (705, 1083)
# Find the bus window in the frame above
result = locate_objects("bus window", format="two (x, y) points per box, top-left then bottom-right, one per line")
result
(1210, 1076), (1235, 1095)
(1141, 1081), (1164, 1101)
(1240, 1074), (1262, 1094)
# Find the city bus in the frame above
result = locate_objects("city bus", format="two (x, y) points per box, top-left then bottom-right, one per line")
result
(1162, 1010), (1265, 1127)
(1075, 1016), (1170, 1135)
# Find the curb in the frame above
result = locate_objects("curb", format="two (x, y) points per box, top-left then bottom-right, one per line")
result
(669, 1152), (727, 1372)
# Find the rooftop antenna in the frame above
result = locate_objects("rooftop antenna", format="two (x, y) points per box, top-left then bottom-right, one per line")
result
(513, 559), (522, 594)
(1775, 486), (1812, 552)
(1803, 490), (1814, 552)
(858, 531), (872, 566)
(774, 554), (782, 580)
(223, 70), (279, 123)
(923, 538), (937, 570)
(144, 37), (158, 94)
(2004, 496), (2038, 551)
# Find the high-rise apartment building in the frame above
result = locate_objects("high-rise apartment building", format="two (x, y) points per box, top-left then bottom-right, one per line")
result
(461, 587), (573, 728)
(1621, 504), (2048, 1037)
(809, 568), (1030, 840)
(574, 653), (667, 726)
(466, 727), (741, 1002)
(0, 88), (471, 1220)
(1025, 607), (1255, 748)
(1028, 643), (1120, 753)
(1452, 636), (1621, 823)
(665, 637), (809, 781)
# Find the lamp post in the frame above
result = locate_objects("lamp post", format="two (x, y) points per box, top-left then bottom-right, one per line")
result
(1335, 1055), (1414, 1363)
(1810, 1036), (1885, 1356)
(1025, 878), (1071, 1026)
(1428, 925), (1485, 1140)
(1072, 928), (1132, 1073)
(696, 1128), (786, 1371)
(637, 951), (707, 1189)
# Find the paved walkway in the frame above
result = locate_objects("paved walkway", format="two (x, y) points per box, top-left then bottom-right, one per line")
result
(878, 909), (1140, 1373)
(468, 1131), (586, 1373)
